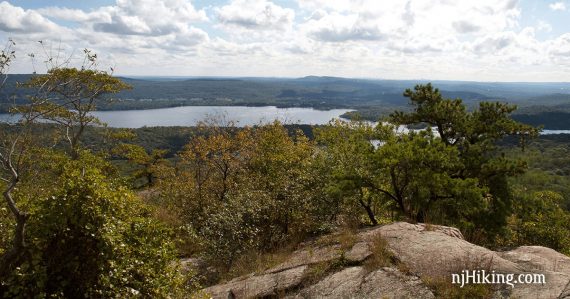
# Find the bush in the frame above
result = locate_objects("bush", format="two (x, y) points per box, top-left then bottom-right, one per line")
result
(158, 122), (334, 271)
(2, 153), (187, 298)
(499, 190), (570, 254)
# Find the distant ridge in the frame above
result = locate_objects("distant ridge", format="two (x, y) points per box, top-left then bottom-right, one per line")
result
(3, 74), (570, 129)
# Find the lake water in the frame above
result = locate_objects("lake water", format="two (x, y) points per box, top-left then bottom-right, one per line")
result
(1, 106), (569, 134)
(0, 106), (353, 128)
(540, 130), (570, 135)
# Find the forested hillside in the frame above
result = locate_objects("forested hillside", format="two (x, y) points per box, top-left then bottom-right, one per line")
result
(3, 74), (570, 129)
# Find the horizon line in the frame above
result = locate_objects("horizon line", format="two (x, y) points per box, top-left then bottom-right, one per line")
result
(6, 73), (570, 85)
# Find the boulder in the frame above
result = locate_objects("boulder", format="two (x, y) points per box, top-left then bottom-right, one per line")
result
(344, 242), (372, 263)
(289, 266), (434, 299)
(266, 245), (343, 273)
(203, 265), (308, 299)
(499, 246), (570, 274)
(499, 246), (570, 299)
(359, 222), (522, 277)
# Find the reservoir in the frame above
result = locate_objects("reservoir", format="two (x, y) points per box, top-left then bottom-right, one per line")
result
(91, 106), (351, 128)
(0, 106), (353, 128)
(1, 105), (569, 134)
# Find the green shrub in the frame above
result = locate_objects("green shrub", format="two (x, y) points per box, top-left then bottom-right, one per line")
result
(2, 154), (187, 298)
(499, 190), (570, 254)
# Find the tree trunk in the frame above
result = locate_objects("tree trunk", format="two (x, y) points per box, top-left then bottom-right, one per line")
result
(0, 207), (28, 279)
(359, 199), (378, 225)
(147, 171), (153, 186)
(0, 175), (29, 279)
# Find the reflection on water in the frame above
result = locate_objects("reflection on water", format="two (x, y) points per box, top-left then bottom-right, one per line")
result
(1, 106), (570, 135)
(0, 106), (353, 128)
(541, 130), (570, 135)
(92, 106), (353, 128)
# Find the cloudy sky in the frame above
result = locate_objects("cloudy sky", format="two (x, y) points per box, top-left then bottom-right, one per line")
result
(1, 0), (570, 81)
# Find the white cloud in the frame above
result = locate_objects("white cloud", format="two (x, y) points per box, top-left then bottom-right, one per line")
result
(0, 0), (210, 74)
(549, 1), (567, 11)
(0, 1), (61, 33)
(91, 0), (207, 36)
(304, 12), (384, 42)
(452, 21), (481, 34)
(470, 32), (517, 54)
(215, 0), (294, 30)
(386, 37), (447, 54)
(167, 27), (210, 49)
(296, 0), (353, 12)
(549, 33), (570, 58)
(37, 7), (107, 23)
(299, 0), (521, 45)
(207, 38), (269, 57)
(0, 0), (569, 81)
(35, 0), (208, 37)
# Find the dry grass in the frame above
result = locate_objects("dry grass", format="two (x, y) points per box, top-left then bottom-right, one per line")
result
(316, 228), (358, 250)
(363, 234), (394, 271)
(223, 248), (294, 280)
(337, 229), (358, 250)
(462, 229), (488, 246)
(424, 222), (436, 232)
(421, 253), (497, 299)
(396, 260), (412, 275)
(302, 258), (348, 287)
(423, 277), (494, 299)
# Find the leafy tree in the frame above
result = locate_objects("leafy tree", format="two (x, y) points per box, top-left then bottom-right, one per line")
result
(113, 143), (169, 187)
(0, 39), (32, 279)
(372, 129), (484, 224)
(176, 124), (253, 206)
(500, 189), (570, 255)
(315, 119), (388, 225)
(0, 40), (15, 90)
(316, 120), (484, 225)
(505, 140), (570, 210)
(2, 153), (186, 298)
(21, 55), (131, 157)
(390, 83), (538, 235)
(159, 122), (331, 268)
(247, 123), (319, 245)
(0, 47), (156, 296)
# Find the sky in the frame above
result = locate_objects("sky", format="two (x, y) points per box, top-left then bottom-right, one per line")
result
(1, 0), (570, 81)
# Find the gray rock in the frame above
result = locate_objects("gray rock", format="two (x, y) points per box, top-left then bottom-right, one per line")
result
(509, 270), (570, 299)
(500, 246), (570, 274)
(359, 222), (521, 278)
(203, 265), (307, 299)
(344, 242), (372, 263)
(559, 281), (570, 299)
(360, 267), (435, 299)
(266, 245), (342, 273)
(291, 266), (365, 298)
(500, 246), (570, 299)
(291, 266), (434, 299)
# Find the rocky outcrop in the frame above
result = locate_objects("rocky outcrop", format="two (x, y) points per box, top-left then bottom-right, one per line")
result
(200, 222), (570, 299)
(499, 246), (570, 274)
(362, 222), (521, 277)
(288, 267), (434, 299)
(205, 266), (308, 298)
(499, 246), (570, 299)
